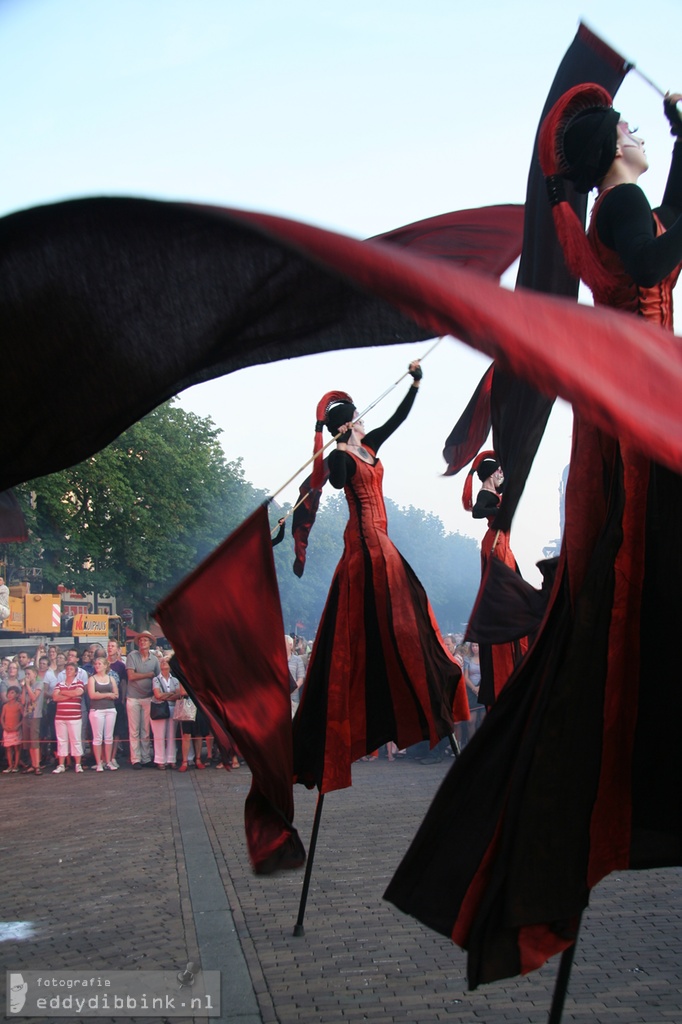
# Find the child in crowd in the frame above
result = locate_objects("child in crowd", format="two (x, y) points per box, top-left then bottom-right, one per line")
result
(2, 686), (23, 773)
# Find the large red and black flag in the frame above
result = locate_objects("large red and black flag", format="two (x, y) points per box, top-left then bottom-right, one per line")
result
(2, 196), (681, 491)
(0, 201), (521, 494)
(493, 21), (631, 531)
(154, 503), (306, 875)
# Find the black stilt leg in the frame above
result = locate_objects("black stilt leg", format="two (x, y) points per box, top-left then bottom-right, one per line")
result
(547, 916), (582, 1024)
(293, 791), (325, 936)
(448, 733), (461, 759)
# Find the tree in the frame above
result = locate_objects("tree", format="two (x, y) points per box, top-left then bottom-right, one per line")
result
(9, 401), (266, 627)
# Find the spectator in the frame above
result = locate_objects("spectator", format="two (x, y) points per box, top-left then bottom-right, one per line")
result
(107, 639), (128, 765)
(87, 656), (119, 771)
(43, 653), (66, 764)
(58, 649), (90, 754)
(0, 576), (10, 625)
(52, 662), (85, 773)
(286, 635), (306, 717)
(176, 682), (212, 771)
(461, 642), (485, 746)
(21, 666), (44, 774)
(5, 660), (21, 692)
(1, 686), (23, 772)
(126, 630), (159, 769)
(16, 650), (30, 681)
(151, 657), (181, 769)
(36, 655), (51, 769)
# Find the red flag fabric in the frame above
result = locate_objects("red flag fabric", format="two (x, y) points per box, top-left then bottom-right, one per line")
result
(441, 365), (494, 476)
(154, 503), (305, 875)
(0, 201), (523, 493)
(371, 205), (524, 277)
(3, 195), (682, 494)
(292, 459), (329, 578)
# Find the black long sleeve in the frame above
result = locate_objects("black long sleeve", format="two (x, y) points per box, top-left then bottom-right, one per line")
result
(595, 142), (682, 287)
(472, 489), (500, 521)
(327, 384), (419, 489)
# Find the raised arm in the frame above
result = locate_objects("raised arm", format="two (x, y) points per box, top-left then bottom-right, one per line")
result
(363, 360), (422, 454)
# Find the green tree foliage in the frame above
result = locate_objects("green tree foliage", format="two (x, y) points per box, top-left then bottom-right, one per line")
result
(9, 401), (266, 626)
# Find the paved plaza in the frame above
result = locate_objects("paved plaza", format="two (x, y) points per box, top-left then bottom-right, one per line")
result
(1, 755), (680, 1024)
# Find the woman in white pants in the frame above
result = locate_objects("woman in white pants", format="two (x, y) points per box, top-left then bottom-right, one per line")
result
(87, 657), (119, 771)
(151, 657), (181, 769)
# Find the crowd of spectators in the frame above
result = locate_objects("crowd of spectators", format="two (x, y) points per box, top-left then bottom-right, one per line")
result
(0, 632), (237, 775)
(0, 630), (484, 776)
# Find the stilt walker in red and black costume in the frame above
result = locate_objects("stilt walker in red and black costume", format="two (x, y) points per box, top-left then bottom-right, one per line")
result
(293, 361), (469, 796)
(462, 450), (528, 706)
(386, 84), (682, 989)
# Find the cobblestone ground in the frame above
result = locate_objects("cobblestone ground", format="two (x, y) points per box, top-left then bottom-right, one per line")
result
(1, 755), (680, 1024)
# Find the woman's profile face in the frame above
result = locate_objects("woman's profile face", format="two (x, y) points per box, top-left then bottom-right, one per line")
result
(351, 417), (366, 441)
(617, 121), (648, 174)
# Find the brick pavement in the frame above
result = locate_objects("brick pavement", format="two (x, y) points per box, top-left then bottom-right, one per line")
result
(1, 755), (680, 1024)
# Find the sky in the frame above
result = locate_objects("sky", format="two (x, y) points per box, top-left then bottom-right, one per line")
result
(3, 0), (681, 584)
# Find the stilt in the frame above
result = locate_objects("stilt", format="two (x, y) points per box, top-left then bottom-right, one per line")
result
(293, 791), (325, 936)
(547, 917), (582, 1024)
(448, 732), (461, 759)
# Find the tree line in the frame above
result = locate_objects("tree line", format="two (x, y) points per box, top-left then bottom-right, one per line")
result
(8, 401), (481, 636)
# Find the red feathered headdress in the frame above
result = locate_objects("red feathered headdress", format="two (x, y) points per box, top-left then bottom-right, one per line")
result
(310, 391), (354, 489)
(462, 449), (498, 512)
(539, 82), (619, 293)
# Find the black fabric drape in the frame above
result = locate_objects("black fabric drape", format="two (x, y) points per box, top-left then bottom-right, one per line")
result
(492, 23), (631, 532)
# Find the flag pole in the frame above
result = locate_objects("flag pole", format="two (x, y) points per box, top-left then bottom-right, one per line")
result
(293, 791), (325, 936)
(580, 20), (678, 106)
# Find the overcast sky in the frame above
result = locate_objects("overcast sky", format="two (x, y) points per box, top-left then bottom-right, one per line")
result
(3, 0), (681, 582)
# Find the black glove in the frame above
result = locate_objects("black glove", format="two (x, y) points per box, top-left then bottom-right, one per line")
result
(409, 364), (423, 381)
(664, 96), (682, 138)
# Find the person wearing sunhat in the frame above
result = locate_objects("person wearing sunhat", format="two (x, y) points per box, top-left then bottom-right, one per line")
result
(126, 630), (160, 769)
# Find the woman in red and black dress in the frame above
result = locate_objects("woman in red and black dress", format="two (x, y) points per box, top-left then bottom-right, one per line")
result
(293, 361), (469, 794)
(386, 86), (682, 986)
(465, 451), (528, 706)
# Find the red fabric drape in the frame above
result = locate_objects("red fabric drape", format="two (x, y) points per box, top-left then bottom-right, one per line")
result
(441, 365), (494, 476)
(154, 504), (305, 875)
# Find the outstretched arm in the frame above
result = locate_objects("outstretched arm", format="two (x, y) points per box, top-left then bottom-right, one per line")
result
(363, 360), (422, 455)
